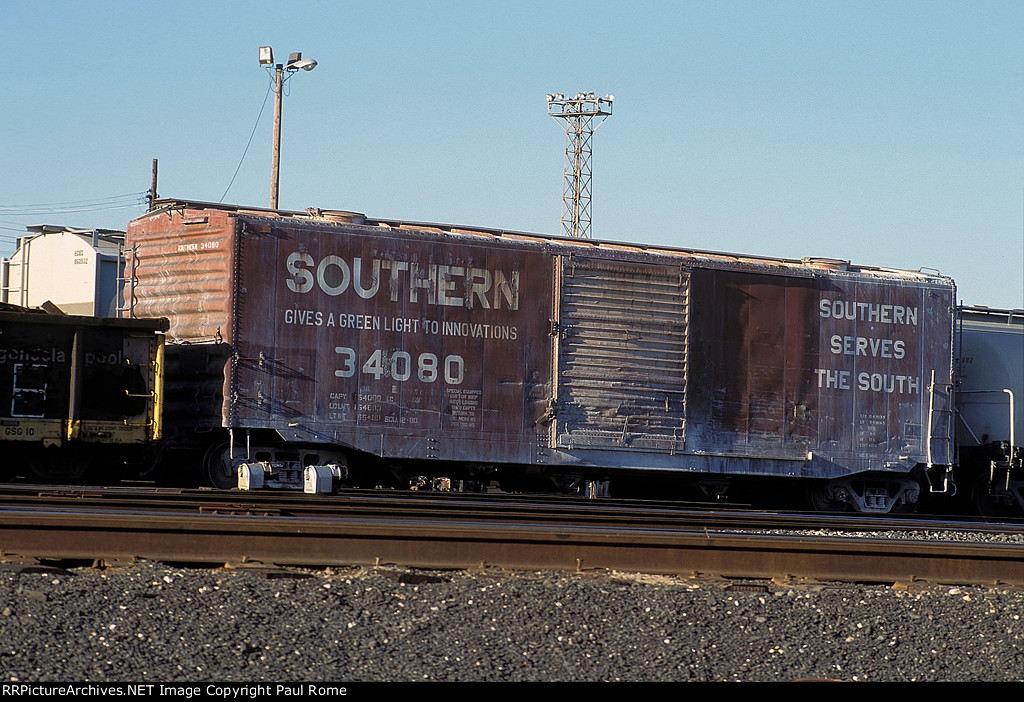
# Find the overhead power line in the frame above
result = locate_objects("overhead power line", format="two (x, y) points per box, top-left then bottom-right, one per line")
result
(221, 74), (275, 202)
(0, 192), (148, 217)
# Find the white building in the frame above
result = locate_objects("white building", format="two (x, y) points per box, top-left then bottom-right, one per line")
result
(1, 225), (124, 316)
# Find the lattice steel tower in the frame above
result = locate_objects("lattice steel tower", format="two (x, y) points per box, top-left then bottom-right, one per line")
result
(547, 92), (613, 238)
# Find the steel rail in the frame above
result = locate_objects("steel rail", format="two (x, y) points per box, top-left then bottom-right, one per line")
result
(0, 494), (1022, 587)
(2, 484), (1022, 535)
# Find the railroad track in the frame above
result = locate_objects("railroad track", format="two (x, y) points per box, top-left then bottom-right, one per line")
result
(0, 484), (1021, 587)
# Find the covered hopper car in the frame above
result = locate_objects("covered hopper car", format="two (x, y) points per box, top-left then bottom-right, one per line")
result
(0, 304), (167, 480)
(119, 199), (989, 513)
(956, 306), (1024, 515)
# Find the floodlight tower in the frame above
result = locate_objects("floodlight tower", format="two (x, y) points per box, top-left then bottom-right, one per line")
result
(547, 92), (613, 238)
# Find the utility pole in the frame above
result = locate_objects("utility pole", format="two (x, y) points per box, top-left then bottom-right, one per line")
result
(270, 62), (284, 210)
(260, 47), (318, 210)
(148, 158), (158, 211)
(547, 92), (613, 238)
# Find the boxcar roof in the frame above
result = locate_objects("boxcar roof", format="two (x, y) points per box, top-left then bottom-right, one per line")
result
(139, 198), (952, 286)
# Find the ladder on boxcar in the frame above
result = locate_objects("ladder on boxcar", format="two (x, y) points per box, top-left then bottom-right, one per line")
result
(116, 244), (138, 319)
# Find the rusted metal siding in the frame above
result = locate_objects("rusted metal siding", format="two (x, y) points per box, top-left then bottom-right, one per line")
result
(125, 208), (238, 344)
(553, 257), (688, 452)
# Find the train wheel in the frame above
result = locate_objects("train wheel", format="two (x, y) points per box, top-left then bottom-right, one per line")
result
(28, 446), (88, 482)
(971, 476), (1021, 518)
(808, 483), (850, 512)
(203, 444), (237, 489)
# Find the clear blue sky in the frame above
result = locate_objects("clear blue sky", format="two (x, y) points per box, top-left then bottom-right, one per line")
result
(2, 0), (1021, 309)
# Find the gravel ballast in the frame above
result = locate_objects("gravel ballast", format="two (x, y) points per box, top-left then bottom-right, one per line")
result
(1, 560), (1022, 682)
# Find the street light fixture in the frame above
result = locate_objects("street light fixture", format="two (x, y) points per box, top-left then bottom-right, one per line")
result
(259, 46), (318, 209)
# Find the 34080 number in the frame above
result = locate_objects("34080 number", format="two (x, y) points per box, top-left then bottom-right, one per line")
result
(334, 347), (464, 385)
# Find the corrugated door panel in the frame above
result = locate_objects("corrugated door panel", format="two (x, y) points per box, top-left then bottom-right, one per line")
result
(554, 258), (688, 451)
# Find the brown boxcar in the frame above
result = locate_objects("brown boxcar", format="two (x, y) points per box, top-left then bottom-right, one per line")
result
(125, 200), (956, 510)
(0, 304), (167, 480)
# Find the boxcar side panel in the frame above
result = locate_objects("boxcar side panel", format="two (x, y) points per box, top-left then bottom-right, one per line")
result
(552, 257), (688, 453)
(686, 268), (820, 462)
(685, 268), (954, 474)
(813, 276), (955, 470)
(230, 221), (555, 463)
